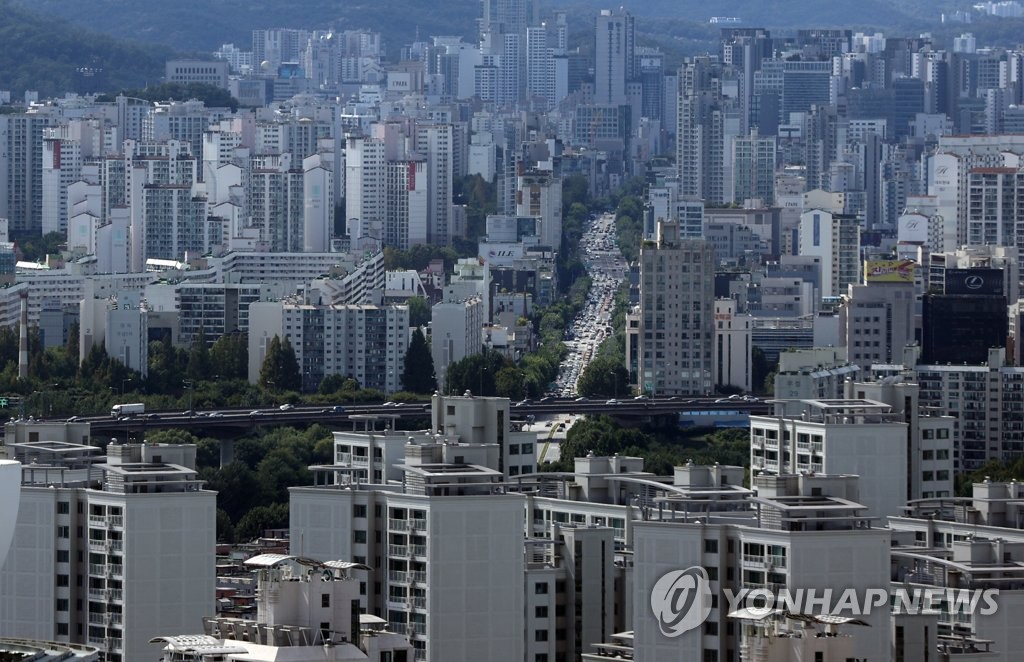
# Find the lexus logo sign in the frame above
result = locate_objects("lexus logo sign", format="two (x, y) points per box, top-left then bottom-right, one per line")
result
(965, 275), (984, 290)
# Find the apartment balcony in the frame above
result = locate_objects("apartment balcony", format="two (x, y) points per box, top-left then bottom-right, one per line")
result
(410, 570), (426, 583)
(109, 515), (123, 528)
(107, 564), (123, 577)
(88, 587), (105, 600)
(89, 515), (108, 527)
(388, 519), (409, 531)
(389, 545), (409, 557)
(409, 622), (426, 635)
(88, 563), (106, 576)
(389, 570), (409, 583)
(409, 519), (427, 531)
(410, 544), (427, 557)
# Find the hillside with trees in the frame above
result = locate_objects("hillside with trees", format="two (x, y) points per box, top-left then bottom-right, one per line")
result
(0, 0), (173, 97)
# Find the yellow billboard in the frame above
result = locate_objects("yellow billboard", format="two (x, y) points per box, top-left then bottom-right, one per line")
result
(864, 260), (916, 283)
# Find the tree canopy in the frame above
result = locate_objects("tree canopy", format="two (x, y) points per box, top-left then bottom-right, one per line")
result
(401, 328), (436, 394)
(259, 335), (301, 392)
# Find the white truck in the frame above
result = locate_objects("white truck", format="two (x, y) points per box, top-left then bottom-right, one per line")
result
(110, 403), (145, 418)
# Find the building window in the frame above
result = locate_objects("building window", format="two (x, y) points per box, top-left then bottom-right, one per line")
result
(535, 583), (548, 594)
(354, 530), (367, 544)
(322, 594), (330, 608)
(534, 630), (548, 642)
(57, 501), (70, 514)
(535, 606), (548, 618)
(704, 539), (718, 554)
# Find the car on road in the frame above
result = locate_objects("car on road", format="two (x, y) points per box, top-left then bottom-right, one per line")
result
(249, 410), (262, 417)
(574, 397), (589, 402)
(182, 410), (195, 417)
(605, 399), (620, 405)
(279, 403), (295, 411)
(147, 413), (160, 420)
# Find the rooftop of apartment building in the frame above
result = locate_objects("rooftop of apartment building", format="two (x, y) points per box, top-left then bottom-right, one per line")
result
(762, 398), (904, 424)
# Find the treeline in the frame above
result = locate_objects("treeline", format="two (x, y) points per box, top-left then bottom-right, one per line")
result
(145, 427), (333, 543)
(97, 82), (239, 110)
(548, 415), (750, 477)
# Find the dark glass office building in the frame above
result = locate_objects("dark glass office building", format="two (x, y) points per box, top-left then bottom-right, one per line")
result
(921, 294), (1007, 364)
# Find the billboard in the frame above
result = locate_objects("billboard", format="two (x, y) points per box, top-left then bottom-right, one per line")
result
(864, 260), (916, 283)
(944, 268), (1004, 296)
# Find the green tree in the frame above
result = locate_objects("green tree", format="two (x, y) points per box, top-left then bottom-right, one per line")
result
(494, 366), (527, 400)
(209, 332), (248, 380)
(234, 503), (289, 542)
(401, 328), (436, 394)
(259, 335), (301, 392)
(407, 296), (432, 327)
(216, 508), (235, 543)
(577, 356), (631, 398)
(186, 326), (211, 381)
(445, 350), (508, 396)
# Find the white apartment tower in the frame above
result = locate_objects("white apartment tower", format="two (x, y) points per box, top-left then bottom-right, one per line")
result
(415, 124), (454, 245)
(750, 399), (909, 518)
(0, 442), (215, 662)
(637, 220), (715, 395)
(431, 296), (484, 391)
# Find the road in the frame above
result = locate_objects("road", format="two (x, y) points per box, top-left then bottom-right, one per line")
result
(555, 212), (629, 397)
(72, 397), (770, 436)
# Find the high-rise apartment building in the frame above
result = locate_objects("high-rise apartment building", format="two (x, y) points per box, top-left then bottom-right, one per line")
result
(431, 296), (484, 391)
(730, 130), (776, 204)
(798, 209), (861, 298)
(0, 442), (215, 662)
(0, 112), (58, 234)
(636, 220), (714, 395)
(248, 300), (410, 393)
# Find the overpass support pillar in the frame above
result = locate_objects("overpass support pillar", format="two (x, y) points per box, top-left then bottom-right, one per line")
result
(220, 438), (235, 467)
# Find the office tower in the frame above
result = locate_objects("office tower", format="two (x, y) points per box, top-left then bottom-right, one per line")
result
(636, 220), (715, 395)
(594, 9), (635, 105)
(921, 276), (1008, 365)
(839, 262), (917, 370)
(798, 209), (861, 298)
(635, 47), (665, 121)
(721, 28), (773, 134)
(730, 130), (776, 204)
(802, 104), (840, 192)
(0, 442), (215, 662)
